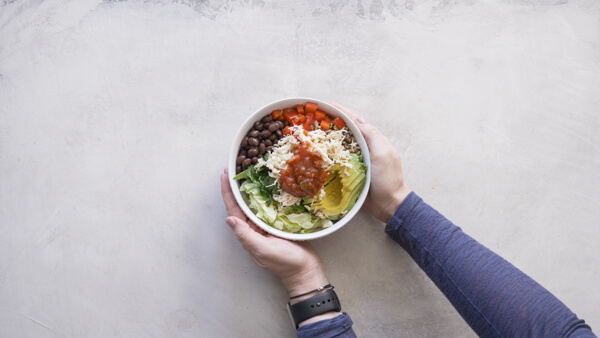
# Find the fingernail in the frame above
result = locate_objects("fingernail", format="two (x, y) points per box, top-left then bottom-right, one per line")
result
(357, 116), (366, 124)
(226, 217), (236, 227)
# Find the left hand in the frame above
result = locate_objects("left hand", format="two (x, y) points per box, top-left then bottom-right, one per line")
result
(220, 169), (328, 297)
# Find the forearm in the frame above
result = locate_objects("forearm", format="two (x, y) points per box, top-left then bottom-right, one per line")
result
(386, 192), (594, 337)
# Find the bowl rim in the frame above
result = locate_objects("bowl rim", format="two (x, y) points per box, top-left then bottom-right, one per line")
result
(228, 97), (371, 241)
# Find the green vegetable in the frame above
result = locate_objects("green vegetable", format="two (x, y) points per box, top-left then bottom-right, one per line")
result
(234, 153), (278, 206)
(240, 180), (277, 225)
(274, 213), (331, 234)
(310, 154), (367, 220)
(233, 152), (365, 234)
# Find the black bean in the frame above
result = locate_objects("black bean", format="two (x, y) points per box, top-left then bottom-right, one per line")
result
(260, 130), (271, 138)
(252, 157), (258, 164)
(259, 143), (266, 154)
(248, 137), (259, 146)
(236, 165), (242, 174)
(254, 121), (263, 131)
(275, 130), (283, 138)
(240, 149), (247, 157)
(264, 140), (272, 147)
(268, 123), (278, 132)
(237, 155), (246, 164)
(266, 146), (274, 152)
(262, 116), (272, 123)
(247, 148), (258, 157)
(249, 130), (260, 138)
(268, 134), (277, 141)
(275, 121), (284, 129)
(242, 158), (252, 168)
(284, 121), (290, 127)
(242, 136), (248, 147)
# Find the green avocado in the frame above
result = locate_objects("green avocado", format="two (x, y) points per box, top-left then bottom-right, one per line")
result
(312, 154), (367, 220)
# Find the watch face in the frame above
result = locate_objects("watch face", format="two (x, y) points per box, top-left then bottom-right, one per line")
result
(286, 302), (297, 329)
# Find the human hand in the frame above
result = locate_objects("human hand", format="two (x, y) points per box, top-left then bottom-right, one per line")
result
(221, 170), (342, 326)
(330, 103), (412, 223)
(220, 169), (328, 298)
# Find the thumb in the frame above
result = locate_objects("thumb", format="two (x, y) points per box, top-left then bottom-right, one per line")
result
(226, 216), (267, 250)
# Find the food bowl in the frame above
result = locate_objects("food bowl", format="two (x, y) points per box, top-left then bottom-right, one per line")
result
(228, 97), (371, 241)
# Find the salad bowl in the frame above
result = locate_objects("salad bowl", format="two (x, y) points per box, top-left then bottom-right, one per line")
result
(228, 97), (371, 240)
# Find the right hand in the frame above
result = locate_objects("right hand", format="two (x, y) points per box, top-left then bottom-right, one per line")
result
(331, 103), (411, 223)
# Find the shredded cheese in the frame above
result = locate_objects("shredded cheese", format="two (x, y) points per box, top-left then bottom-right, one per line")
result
(255, 134), (298, 177)
(273, 191), (302, 206)
(294, 127), (352, 171)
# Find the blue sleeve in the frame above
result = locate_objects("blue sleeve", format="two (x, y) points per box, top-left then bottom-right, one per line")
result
(296, 313), (356, 338)
(385, 192), (595, 337)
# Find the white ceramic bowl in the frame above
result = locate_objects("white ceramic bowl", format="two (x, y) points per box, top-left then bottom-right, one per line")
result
(228, 97), (371, 241)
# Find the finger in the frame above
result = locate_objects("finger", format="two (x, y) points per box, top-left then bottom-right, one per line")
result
(220, 172), (247, 220)
(226, 216), (268, 250)
(354, 118), (382, 145)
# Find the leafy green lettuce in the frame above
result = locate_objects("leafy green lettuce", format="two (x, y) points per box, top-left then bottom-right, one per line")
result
(234, 158), (330, 233)
(239, 180), (277, 224)
(233, 154), (278, 206)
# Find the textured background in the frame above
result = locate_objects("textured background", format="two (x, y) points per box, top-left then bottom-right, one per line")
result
(1, 0), (599, 337)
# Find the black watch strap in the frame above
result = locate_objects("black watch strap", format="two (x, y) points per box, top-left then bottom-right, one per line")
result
(286, 289), (341, 329)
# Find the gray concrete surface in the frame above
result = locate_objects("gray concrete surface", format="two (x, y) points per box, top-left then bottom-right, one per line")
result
(1, 0), (599, 337)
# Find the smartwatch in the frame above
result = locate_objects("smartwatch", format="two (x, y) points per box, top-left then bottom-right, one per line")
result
(286, 288), (341, 329)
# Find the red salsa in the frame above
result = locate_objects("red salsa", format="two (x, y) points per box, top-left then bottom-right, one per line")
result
(280, 143), (329, 197)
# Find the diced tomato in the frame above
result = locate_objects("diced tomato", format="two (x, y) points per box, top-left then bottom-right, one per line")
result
(296, 105), (305, 115)
(332, 117), (346, 130)
(320, 117), (332, 130)
(271, 109), (282, 121)
(314, 110), (326, 123)
(303, 112), (314, 131)
(283, 109), (299, 125)
(283, 126), (292, 135)
(305, 102), (318, 114)
(289, 114), (305, 126)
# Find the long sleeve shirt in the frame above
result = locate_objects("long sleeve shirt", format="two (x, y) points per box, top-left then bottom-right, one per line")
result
(297, 192), (595, 337)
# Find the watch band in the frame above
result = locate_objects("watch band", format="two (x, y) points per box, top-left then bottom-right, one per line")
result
(286, 288), (341, 329)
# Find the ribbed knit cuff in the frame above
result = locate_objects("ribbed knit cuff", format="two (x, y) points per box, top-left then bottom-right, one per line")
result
(296, 312), (355, 338)
(385, 191), (421, 243)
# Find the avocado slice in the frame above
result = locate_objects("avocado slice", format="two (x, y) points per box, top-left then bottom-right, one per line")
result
(311, 155), (367, 220)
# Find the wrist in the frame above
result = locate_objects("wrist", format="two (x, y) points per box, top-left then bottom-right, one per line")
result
(295, 310), (342, 328)
(284, 267), (329, 303)
(384, 184), (411, 223)
(284, 268), (342, 328)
